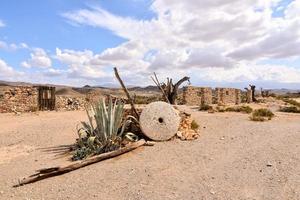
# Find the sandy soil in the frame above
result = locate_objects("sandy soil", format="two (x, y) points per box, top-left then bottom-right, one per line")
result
(0, 107), (299, 200)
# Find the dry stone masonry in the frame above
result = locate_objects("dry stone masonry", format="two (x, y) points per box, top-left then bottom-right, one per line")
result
(183, 86), (213, 106)
(0, 86), (38, 113)
(183, 86), (242, 106)
(215, 88), (241, 105)
(0, 86), (88, 113)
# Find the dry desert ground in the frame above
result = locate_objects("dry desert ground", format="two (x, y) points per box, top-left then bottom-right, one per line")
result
(0, 106), (299, 200)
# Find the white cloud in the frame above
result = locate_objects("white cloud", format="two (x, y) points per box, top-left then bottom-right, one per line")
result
(0, 19), (5, 27)
(57, 0), (300, 86)
(54, 48), (109, 80)
(0, 59), (22, 79)
(43, 68), (64, 77)
(0, 40), (29, 51)
(21, 48), (52, 68)
(194, 63), (300, 83)
(55, 48), (94, 65)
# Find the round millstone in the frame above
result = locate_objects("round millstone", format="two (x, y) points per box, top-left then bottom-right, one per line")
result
(139, 101), (181, 141)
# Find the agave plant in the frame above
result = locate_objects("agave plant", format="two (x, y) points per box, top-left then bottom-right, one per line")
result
(73, 97), (138, 160)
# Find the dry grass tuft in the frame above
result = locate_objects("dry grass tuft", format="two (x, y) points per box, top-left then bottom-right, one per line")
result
(279, 106), (300, 113)
(199, 104), (213, 111)
(250, 108), (274, 121)
(225, 106), (253, 114)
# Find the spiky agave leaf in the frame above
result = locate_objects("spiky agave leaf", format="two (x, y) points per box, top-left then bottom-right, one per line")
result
(114, 100), (124, 137)
(84, 104), (95, 135)
(74, 97), (136, 160)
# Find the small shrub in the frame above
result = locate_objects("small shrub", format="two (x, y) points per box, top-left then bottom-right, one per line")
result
(250, 108), (274, 121)
(134, 95), (162, 104)
(199, 104), (212, 111)
(216, 106), (225, 112)
(283, 99), (300, 108)
(279, 106), (300, 113)
(250, 115), (266, 122)
(191, 120), (199, 130)
(225, 106), (253, 114)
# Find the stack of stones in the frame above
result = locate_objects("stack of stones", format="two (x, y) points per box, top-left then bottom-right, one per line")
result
(0, 86), (38, 113)
(176, 111), (199, 140)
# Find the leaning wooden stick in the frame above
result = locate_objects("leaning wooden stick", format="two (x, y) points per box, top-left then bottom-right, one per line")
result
(114, 67), (140, 120)
(14, 139), (147, 187)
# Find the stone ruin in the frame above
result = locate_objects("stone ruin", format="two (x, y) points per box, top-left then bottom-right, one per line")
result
(183, 86), (241, 106)
(215, 87), (241, 105)
(0, 86), (38, 113)
(183, 86), (212, 106)
(0, 86), (131, 113)
(0, 86), (88, 113)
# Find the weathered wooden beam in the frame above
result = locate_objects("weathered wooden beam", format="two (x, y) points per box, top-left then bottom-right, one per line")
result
(14, 140), (147, 187)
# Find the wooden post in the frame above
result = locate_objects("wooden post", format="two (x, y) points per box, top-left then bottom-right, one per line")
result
(113, 67), (140, 120)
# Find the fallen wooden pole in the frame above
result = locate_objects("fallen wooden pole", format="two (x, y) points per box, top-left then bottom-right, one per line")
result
(14, 139), (147, 187)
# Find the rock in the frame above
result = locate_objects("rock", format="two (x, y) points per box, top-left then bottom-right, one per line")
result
(266, 162), (273, 167)
(140, 101), (181, 141)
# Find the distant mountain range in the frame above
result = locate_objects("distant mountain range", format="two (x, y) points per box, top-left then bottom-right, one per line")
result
(0, 80), (299, 95)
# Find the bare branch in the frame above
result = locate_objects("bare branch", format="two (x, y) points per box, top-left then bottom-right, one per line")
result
(114, 67), (140, 119)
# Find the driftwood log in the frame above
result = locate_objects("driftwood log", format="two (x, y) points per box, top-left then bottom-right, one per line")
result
(14, 140), (149, 187)
(151, 73), (190, 104)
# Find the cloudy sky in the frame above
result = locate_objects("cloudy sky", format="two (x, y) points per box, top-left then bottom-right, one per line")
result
(0, 0), (300, 89)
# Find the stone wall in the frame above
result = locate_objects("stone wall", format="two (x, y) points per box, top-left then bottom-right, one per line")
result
(215, 88), (241, 105)
(0, 86), (38, 113)
(183, 86), (213, 105)
(183, 86), (241, 106)
(0, 86), (131, 113)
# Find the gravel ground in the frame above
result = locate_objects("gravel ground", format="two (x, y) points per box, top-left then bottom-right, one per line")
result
(0, 106), (299, 200)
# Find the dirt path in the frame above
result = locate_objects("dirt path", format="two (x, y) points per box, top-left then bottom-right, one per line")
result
(0, 108), (299, 200)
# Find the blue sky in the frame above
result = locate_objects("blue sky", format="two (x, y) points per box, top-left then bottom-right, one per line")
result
(0, 0), (300, 89)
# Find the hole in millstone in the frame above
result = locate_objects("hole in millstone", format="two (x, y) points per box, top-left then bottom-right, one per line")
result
(158, 117), (164, 123)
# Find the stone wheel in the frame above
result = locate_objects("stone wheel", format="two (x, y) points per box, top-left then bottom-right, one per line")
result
(139, 101), (180, 141)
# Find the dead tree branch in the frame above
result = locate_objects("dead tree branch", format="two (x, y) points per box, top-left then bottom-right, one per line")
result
(151, 73), (170, 104)
(249, 84), (257, 102)
(114, 67), (139, 119)
(151, 74), (190, 104)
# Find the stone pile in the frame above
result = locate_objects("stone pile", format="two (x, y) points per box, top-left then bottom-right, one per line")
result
(176, 111), (199, 140)
(55, 96), (86, 111)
